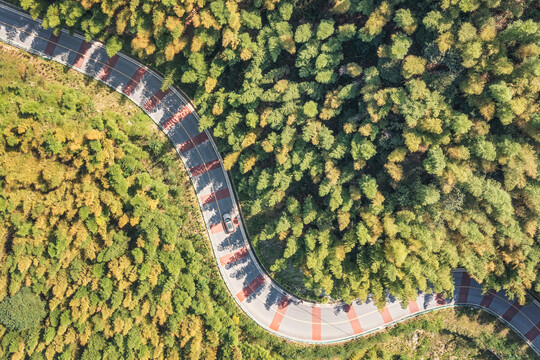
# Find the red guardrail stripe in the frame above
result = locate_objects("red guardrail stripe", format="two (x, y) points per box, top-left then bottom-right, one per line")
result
(380, 306), (393, 324)
(73, 41), (91, 68)
(269, 295), (291, 331)
(408, 300), (419, 313)
(525, 321), (540, 342)
(312, 307), (322, 341)
(219, 247), (249, 266)
(502, 300), (523, 322)
(123, 66), (147, 96)
(161, 106), (192, 131)
(457, 273), (471, 303)
(189, 159), (221, 177)
(344, 304), (363, 334)
(44, 32), (60, 56)
(97, 54), (119, 82)
(143, 88), (171, 111)
(210, 222), (224, 234)
(177, 132), (209, 153)
(200, 188), (231, 205)
(480, 290), (496, 308)
(236, 274), (266, 302)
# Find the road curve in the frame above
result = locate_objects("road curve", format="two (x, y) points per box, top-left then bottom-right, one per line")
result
(1, 2), (540, 352)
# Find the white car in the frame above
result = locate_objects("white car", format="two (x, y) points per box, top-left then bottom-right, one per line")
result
(223, 212), (235, 233)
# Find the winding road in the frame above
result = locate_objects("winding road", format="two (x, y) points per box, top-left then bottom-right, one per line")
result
(1, 2), (540, 353)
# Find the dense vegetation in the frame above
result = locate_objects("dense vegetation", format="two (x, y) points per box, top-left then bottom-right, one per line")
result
(2, 43), (534, 360)
(206, 0), (540, 306)
(19, 0), (540, 305)
(0, 47), (248, 359)
(0, 288), (46, 331)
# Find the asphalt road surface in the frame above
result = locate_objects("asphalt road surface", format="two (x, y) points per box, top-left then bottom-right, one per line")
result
(1, 2), (540, 352)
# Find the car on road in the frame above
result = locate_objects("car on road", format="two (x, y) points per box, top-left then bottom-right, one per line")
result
(223, 213), (235, 233)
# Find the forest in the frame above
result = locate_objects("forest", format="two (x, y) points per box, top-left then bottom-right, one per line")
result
(0, 46), (249, 359)
(2, 43), (535, 360)
(16, 0), (540, 306)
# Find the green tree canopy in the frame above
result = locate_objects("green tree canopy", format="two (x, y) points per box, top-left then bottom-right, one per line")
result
(0, 288), (46, 331)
